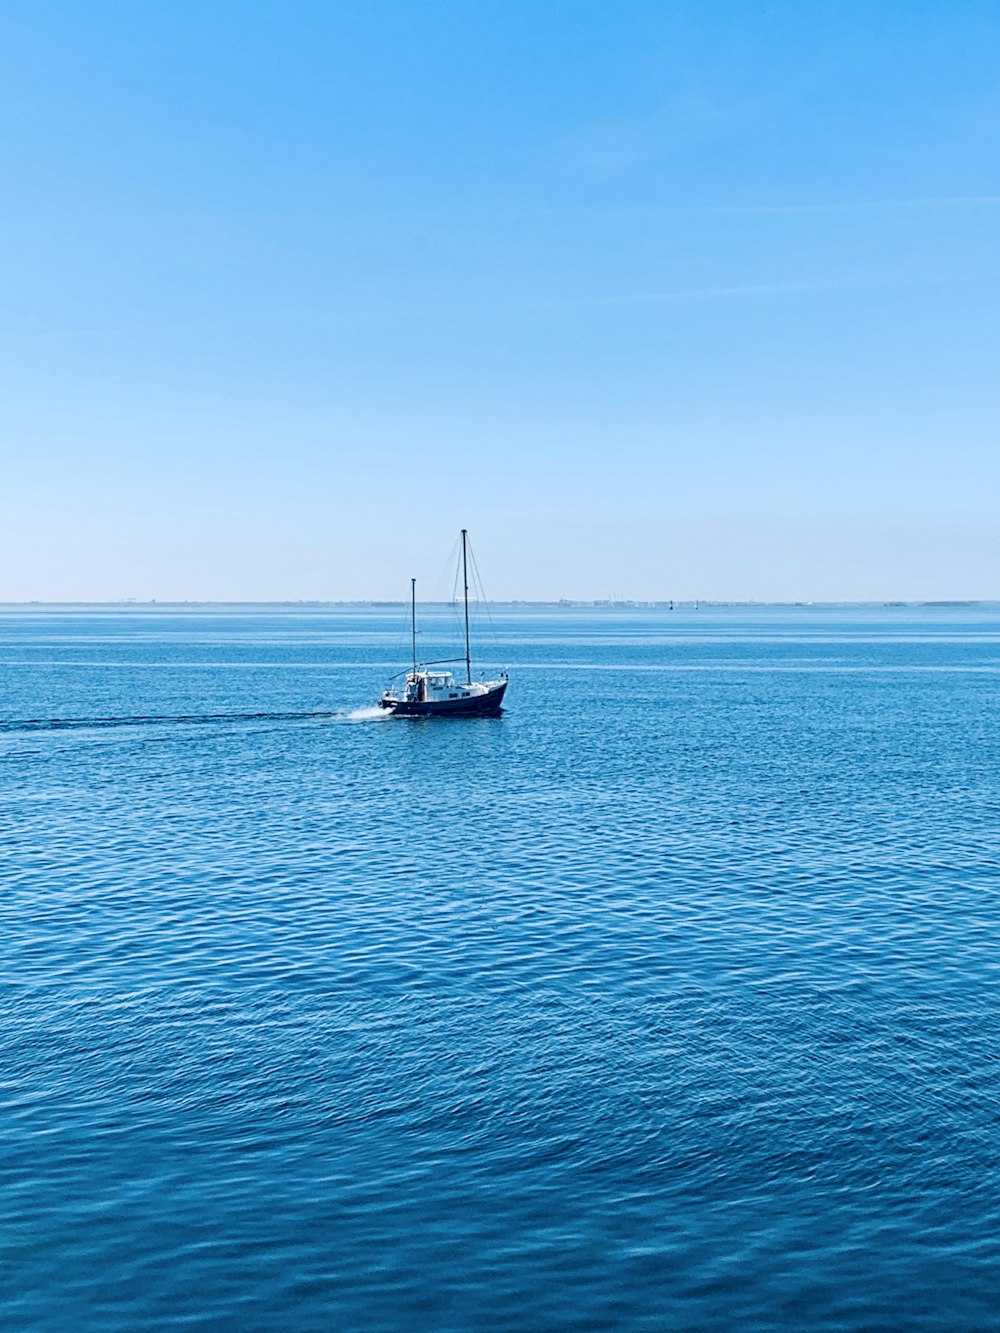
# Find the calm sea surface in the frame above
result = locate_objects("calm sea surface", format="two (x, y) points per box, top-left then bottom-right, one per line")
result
(3, 604), (1000, 1331)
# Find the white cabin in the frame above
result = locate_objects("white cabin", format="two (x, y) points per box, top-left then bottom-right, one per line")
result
(399, 670), (492, 704)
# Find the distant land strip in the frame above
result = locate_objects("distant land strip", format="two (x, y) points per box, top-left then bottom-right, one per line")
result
(1, 601), (998, 611)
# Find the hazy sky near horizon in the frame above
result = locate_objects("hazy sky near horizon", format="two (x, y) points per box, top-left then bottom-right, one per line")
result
(2, 1), (998, 601)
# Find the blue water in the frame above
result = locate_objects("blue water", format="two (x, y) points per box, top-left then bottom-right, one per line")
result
(3, 604), (1000, 1330)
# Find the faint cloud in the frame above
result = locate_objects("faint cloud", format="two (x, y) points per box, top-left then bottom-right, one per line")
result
(553, 92), (770, 175)
(580, 266), (1000, 307)
(653, 195), (1000, 216)
(585, 277), (843, 306)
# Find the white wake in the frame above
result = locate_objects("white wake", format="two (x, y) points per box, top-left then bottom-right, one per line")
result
(340, 705), (393, 722)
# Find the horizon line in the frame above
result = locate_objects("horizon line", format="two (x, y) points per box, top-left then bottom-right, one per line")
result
(1, 599), (998, 611)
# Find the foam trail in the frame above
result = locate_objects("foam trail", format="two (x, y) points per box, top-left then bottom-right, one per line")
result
(343, 705), (393, 722)
(0, 707), (392, 735)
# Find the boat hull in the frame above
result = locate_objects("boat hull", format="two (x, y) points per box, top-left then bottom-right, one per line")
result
(380, 680), (507, 717)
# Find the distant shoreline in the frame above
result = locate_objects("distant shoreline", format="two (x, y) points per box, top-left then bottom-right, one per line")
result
(2, 601), (998, 611)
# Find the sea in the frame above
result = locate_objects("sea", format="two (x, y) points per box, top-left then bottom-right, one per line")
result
(3, 603), (1000, 1331)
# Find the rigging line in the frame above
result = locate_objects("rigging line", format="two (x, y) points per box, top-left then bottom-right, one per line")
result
(387, 656), (466, 679)
(451, 543), (461, 604)
(468, 540), (502, 654)
(425, 533), (463, 662)
(433, 535), (462, 605)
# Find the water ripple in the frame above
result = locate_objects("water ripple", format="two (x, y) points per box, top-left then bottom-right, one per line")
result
(3, 607), (1000, 1330)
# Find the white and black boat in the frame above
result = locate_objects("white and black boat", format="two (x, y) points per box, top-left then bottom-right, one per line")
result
(379, 530), (508, 717)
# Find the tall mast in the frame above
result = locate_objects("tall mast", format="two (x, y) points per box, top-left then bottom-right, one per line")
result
(461, 528), (471, 684)
(411, 577), (417, 675)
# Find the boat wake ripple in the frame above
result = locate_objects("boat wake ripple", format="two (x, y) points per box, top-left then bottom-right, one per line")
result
(0, 706), (391, 734)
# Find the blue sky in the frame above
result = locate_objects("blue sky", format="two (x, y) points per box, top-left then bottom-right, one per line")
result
(2, 0), (998, 600)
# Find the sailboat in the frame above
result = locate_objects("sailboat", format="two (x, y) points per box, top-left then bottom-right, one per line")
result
(378, 530), (508, 716)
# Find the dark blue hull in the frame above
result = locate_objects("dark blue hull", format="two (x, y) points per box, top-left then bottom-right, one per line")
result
(380, 680), (507, 717)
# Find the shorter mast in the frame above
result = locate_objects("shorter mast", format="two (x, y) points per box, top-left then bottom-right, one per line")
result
(461, 529), (471, 684)
(411, 577), (417, 675)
